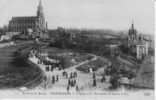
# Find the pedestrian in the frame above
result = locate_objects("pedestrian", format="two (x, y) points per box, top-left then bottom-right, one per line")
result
(70, 72), (73, 78)
(76, 85), (79, 91)
(44, 81), (46, 89)
(44, 76), (47, 82)
(62, 71), (66, 76)
(93, 72), (96, 79)
(68, 79), (71, 86)
(71, 80), (74, 87)
(101, 75), (105, 82)
(73, 79), (76, 86)
(51, 66), (53, 72)
(67, 85), (70, 92)
(74, 72), (77, 78)
(93, 79), (96, 87)
(52, 76), (55, 84)
(56, 75), (59, 82)
(46, 66), (49, 72)
(66, 73), (68, 79)
(37, 60), (40, 64)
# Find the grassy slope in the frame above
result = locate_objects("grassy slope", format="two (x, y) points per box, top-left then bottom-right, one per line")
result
(0, 42), (43, 89)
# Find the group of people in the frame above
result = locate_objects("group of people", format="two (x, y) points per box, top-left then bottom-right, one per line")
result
(43, 74), (60, 89)
(51, 75), (59, 84)
(68, 72), (77, 86)
(42, 70), (80, 92)
(39, 58), (62, 72)
(42, 69), (110, 91)
(30, 50), (62, 72)
(63, 71), (80, 92)
(62, 71), (77, 79)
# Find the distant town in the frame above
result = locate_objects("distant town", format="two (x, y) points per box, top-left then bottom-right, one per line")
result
(0, 0), (154, 92)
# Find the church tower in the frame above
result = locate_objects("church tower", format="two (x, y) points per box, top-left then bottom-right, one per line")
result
(36, 0), (46, 33)
(37, 0), (44, 18)
(128, 21), (137, 41)
(127, 20), (138, 48)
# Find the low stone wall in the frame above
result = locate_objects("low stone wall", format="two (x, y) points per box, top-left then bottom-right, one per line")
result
(0, 42), (15, 48)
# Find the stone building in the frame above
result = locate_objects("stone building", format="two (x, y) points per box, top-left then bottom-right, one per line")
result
(127, 22), (149, 60)
(8, 0), (47, 36)
(136, 42), (148, 60)
(108, 44), (120, 57)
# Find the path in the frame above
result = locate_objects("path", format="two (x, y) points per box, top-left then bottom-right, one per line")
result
(65, 54), (97, 72)
(29, 54), (98, 91)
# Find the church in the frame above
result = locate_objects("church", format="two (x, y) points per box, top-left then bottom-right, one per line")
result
(8, 0), (47, 36)
(127, 22), (149, 60)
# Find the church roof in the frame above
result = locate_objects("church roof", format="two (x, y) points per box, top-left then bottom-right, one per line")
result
(12, 16), (37, 21)
(10, 16), (38, 23)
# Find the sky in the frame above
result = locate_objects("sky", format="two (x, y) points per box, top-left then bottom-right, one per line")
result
(0, 0), (154, 34)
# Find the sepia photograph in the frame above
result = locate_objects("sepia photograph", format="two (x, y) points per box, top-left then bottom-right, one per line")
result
(0, 0), (154, 100)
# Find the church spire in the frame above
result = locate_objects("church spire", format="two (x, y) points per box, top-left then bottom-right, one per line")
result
(39, 0), (42, 8)
(37, 0), (44, 17)
(36, 0), (46, 32)
(131, 19), (134, 29)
